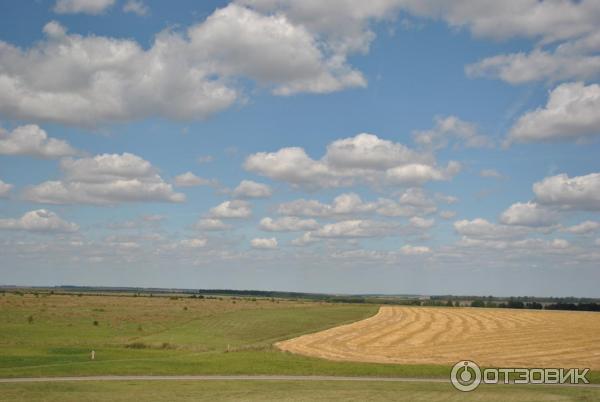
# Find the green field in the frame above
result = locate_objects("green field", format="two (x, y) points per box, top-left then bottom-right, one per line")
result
(1, 292), (598, 401)
(1, 381), (599, 402)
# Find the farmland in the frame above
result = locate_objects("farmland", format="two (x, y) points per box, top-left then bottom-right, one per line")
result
(277, 305), (600, 368)
(1, 292), (599, 401)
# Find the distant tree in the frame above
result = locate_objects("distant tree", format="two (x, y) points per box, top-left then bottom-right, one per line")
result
(526, 302), (543, 310)
(507, 300), (525, 309)
(471, 300), (485, 308)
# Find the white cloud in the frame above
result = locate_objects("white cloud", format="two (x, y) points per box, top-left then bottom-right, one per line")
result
(278, 190), (436, 219)
(23, 153), (185, 205)
(197, 155), (214, 164)
(0, 4), (368, 126)
(179, 238), (207, 249)
(122, 0), (148, 16)
(174, 172), (213, 187)
(209, 200), (252, 219)
(409, 216), (435, 230)
(325, 133), (431, 169)
(232, 180), (272, 198)
(54, 0), (115, 14)
(313, 219), (397, 238)
(0, 179), (12, 198)
(193, 218), (231, 231)
(439, 210), (456, 220)
(245, 147), (342, 189)
(397, 1), (600, 43)
(400, 244), (431, 255)
(562, 221), (600, 235)
(245, 133), (457, 189)
(480, 169), (504, 179)
(291, 232), (317, 247)
(533, 173), (600, 211)
(0, 125), (78, 158)
(276, 193), (376, 217)
(385, 161), (461, 185)
(142, 214), (165, 222)
(507, 82), (600, 144)
(251, 237), (278, 249)
(413, 115), (493, 149)
(466, 33), (600, 85)
(499, 201), (560, 227)
(0, 209), (78, 232)
(259, 217), (319, 232)
(454, 218), (528, 240)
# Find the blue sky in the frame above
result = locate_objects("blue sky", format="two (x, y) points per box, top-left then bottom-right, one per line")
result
(0, 0), (599, 296)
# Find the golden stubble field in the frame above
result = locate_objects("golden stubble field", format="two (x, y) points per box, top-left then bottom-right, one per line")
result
(276, 306), (600, 369)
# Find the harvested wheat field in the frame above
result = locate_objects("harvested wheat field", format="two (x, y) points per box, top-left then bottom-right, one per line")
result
(276, 306), (600, 368)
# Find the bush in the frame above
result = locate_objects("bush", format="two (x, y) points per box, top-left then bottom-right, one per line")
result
(126, 342), (148, 349)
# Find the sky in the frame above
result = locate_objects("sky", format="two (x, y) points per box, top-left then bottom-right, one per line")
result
(0, 0), (599, 297)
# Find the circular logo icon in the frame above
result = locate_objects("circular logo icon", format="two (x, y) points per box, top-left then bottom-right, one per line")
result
(450, 360), (482, 392)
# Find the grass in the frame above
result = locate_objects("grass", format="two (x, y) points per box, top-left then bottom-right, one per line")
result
(0, 292), (452, 379)
(1, 292), (598, 401)
(1, 380), (599, 402)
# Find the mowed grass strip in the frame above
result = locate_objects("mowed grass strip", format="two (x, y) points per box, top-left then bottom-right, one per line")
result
(1, 380), (600, 402)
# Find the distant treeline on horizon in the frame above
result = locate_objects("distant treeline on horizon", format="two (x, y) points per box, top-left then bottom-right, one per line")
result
(1, 285), (599, 312)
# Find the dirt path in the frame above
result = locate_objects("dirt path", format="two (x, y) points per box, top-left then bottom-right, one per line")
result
(0, 375), (598, 389)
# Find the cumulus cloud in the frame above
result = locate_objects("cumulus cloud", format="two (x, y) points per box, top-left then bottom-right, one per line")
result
(500, 201), (560, 227)
(400, 244), (431, 255)
(0, 179), (12, 197)
(409, 216), (435, 230)
(313, 219), (397, 238)
(455, 1), (600, 84)
(454, 218), (529, 240)
(122, 0), (148, 16)
(413, 115), (493, 149)
(466, 33), (600, 85)
(507, 82), (600, 144)
(259, 217), (319, 232)
(232, 180), (272, 198)
(439, 210), (456, 220)
(245, 133), (458, 189)
(193, 218), (232, 231)
(209, 200), (252, 219)
(251, 237), (278, 249)
(0, 125), (78, 158)
(174, 172), (213, 187)
(197, 155), (214, 164)
(0, 209), (78, 232)
(23, 153), (185, 205)
(291, 232), (317, 247)
(533, 173), (600, 211)
(54, 0), (115, 14)
(179, 238), (207, 249)
(562, 221), (600, 235)
(0, 3), (370, 126)
(278, 189), (437, 219)
(480, 169), (504, 179)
